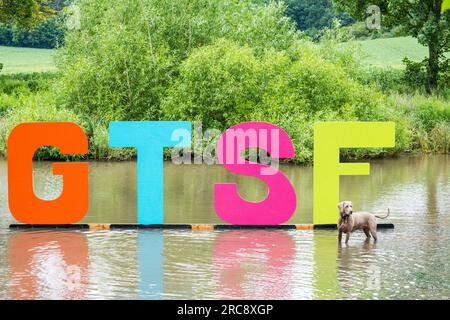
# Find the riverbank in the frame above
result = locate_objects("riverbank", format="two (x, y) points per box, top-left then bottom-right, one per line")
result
(0, 72), (448, 163)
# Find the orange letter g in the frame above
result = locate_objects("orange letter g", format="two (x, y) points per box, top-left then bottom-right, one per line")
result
(7, 122), (88, 224)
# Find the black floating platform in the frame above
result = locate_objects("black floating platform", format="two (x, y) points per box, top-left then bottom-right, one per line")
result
(9, 223), (394, 230)
(110, 224), (192, 229)
(314, 223), (394, 230)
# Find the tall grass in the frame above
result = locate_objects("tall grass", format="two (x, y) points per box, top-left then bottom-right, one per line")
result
(391, 94), (450, 153)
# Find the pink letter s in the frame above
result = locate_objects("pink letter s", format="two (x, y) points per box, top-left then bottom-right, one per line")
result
(214, 122), (297, 225)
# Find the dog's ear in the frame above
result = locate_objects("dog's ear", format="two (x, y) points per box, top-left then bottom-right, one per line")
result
(337, 202), (344, 212)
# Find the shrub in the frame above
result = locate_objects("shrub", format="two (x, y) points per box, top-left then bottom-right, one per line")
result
(411, 96), (450, 132)
(56, 0), (299, 122)
(390, 93), (450, 153)
(429, 121), (450, 153)
(0, 92), (81, 159)
(403, 57), (450, 91)
(162, 39), (406, 163)
(0, 73), (58, 116)
(161, 40), (263, 129)
(0, 25), (13, 46)
(403, 58), (428, 89)
(82, 116), (135, 160)
(0, 72), (57, 95)
(0, 16), (66, 49)
(357, 68), (410, 93)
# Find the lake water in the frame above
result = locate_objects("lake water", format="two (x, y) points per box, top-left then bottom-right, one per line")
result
(0, 155), (449, 299)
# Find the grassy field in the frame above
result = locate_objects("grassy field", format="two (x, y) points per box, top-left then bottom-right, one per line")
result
(355, 36), (450, 69)
(0, 46), (56, 74)
(0, 37), (449, 74)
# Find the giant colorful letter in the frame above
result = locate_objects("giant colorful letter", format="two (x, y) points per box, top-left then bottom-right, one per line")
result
(8, 122), (88, 224)
(214, 122), (296, 225)
(313, 122), (395, 225)
(109, 121), (192, 224)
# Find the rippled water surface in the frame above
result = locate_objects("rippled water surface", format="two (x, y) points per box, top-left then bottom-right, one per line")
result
(0, 155), (448, 299)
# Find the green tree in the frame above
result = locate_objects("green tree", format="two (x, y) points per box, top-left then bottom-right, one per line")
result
(0, 15), (66, 48)
(57, 0), (298, 121)
(0, 0), (55, 71)
(0, 0), (53, 27)
(0, 0), (70, 48)
(161, 39), (400, 163)
(284, 0), (354, 32)
(333, 0), (450, 93)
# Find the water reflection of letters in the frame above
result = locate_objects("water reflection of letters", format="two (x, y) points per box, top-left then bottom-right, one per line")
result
(8, 231), (89, 299)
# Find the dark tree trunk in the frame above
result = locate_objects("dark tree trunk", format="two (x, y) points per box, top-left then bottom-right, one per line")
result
(426, 1), (443, 93)
(427, 37), (440, 93)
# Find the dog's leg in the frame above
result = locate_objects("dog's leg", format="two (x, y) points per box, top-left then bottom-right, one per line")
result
(338, 230), (343, 243)
(363, 228), (371, 239)
(369, 227), (378, 242)
(369, 221), (378, 242)
(345, 232), (350, 244)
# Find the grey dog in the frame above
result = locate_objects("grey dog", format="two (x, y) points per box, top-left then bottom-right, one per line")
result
(337, 201), (390, 244)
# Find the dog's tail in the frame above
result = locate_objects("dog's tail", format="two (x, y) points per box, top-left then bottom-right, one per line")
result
(375, 208), (390, 219)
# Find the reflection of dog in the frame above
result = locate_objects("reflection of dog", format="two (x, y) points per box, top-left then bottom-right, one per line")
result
(337, 201), (390, 244)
